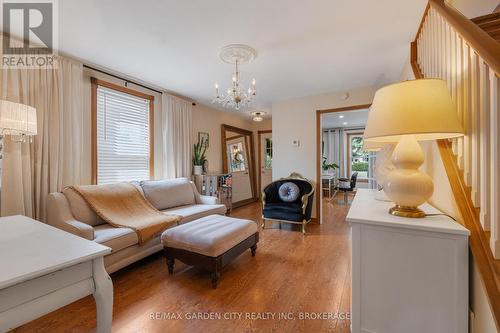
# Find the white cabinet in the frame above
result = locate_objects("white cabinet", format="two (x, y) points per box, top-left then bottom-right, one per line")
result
(347, 189), (469, 333)
(0, 215), (112, 332)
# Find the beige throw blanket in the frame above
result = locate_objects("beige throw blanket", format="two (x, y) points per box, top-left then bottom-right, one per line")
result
(70, 183), (181, 245)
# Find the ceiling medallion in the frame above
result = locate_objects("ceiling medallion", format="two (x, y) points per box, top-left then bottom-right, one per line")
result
(213, 44), (257, 110)
(251, 111), (266, 122)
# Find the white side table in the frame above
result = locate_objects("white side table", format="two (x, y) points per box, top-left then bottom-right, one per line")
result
(0, 215), (113, 332)
(347, 189), (469, 333)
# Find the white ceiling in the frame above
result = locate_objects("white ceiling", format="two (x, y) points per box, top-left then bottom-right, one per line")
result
(58, 0), (427, 113)
(322, 109), (369, 129)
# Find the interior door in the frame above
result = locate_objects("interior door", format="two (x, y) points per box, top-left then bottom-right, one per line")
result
(260, 132), (272, 191)
(226, 137), (253, 203)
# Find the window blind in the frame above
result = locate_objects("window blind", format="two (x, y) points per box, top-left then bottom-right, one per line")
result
(96, 86), (151, 184)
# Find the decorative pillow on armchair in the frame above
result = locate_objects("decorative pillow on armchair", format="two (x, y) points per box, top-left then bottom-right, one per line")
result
(278, 182), (300, 202)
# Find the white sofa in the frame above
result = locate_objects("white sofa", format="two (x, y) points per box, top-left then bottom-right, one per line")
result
(46, 178), (227, 273)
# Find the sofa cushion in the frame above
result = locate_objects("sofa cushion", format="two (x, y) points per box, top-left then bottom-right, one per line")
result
(162, 204), (227, 224)
(161, 214), (257, 257)
(93, 224), (138, 252)
(263, 205), (305, 222)
(141, 178), (196, 210)
(63, 187), (105, 226)
(263, 202), (302, 214)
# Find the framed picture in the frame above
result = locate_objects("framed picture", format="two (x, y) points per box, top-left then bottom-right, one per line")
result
(198, 132), (209, 148)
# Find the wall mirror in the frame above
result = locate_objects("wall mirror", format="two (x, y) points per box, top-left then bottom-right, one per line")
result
(221, 124), (256, 207)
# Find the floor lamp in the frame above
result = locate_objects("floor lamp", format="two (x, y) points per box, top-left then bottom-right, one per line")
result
(0, 100), (37, 214)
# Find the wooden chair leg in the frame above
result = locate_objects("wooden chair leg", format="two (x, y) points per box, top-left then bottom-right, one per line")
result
(302, 221), (306, 235)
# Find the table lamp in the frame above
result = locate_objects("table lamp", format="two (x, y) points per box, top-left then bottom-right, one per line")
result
(363, 79), (464, 218)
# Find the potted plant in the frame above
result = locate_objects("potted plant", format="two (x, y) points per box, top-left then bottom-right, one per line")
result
(193, 142), (207, 175)
(322, 157), (339, 174)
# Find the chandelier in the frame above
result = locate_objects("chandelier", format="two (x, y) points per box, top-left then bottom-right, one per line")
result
(213, 44), (257, 110)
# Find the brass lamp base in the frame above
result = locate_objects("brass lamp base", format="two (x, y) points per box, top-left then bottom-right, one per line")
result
(389, 205), (426, 218)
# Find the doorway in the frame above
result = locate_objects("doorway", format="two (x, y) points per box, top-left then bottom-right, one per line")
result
(316, 104), (372, 223)
(346, 131), (370, 182)
(258, 130), (272, 192)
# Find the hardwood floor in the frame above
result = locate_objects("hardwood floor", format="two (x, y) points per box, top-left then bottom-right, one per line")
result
(14, 195), (353, 333)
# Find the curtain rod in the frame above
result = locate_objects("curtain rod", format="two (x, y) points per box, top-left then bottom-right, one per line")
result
(83, 64), (197, 106)
(322, 126), (365, 131)
(83, 64), (163, 94)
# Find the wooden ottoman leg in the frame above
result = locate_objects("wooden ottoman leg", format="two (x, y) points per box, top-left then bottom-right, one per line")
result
(251, 244), (257, 257)
(165, 251), (175, 274)
(211, 271), (220, 289)
(167, 259), (175, 274)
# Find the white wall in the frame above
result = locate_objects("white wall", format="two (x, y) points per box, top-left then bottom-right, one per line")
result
(271, 86), (377, 218)
(471, 254), (498, 333)
(446, 0), (498, 18)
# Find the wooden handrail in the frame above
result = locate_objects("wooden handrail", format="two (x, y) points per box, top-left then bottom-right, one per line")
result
(415, 0), (500, 75)
(437, 140), (500, 332)
(411, 32), (500, 332)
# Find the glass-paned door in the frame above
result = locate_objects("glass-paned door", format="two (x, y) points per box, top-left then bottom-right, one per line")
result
(348, 134), (369, 180)
(260, 132), (273, 190)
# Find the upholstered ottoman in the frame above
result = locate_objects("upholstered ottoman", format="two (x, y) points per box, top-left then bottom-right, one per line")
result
(161, 214), (259, 288)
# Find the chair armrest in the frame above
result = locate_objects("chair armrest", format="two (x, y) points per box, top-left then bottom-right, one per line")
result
(63, 220), (95, 240)
(301, 188), (315, 216)
(190, 182), (219, 205)
(197, 194), (218, 205)
(47, 192), (95, 240)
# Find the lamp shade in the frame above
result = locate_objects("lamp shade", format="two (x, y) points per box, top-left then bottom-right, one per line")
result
(0, 100), (37, 136)
(364, 79), (463, 142)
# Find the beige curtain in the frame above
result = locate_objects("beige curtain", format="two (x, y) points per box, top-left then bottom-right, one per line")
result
(0, 57), (84, 220)
(323, 128), (345, 178)
(161, 94), (192, 179)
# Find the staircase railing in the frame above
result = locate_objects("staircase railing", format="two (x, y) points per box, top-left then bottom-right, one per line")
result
(411, 0), (500, 329)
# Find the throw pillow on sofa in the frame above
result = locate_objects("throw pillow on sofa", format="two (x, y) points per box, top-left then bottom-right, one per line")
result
(141, 178), (196, 210)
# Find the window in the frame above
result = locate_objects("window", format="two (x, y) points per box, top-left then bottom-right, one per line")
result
(347, 133), (369, 179)
(264, 138), (272, 168)
(92, 78), (154, 184)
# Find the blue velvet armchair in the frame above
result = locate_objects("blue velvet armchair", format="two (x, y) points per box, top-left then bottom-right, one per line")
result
(261, 172), (315, 234)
